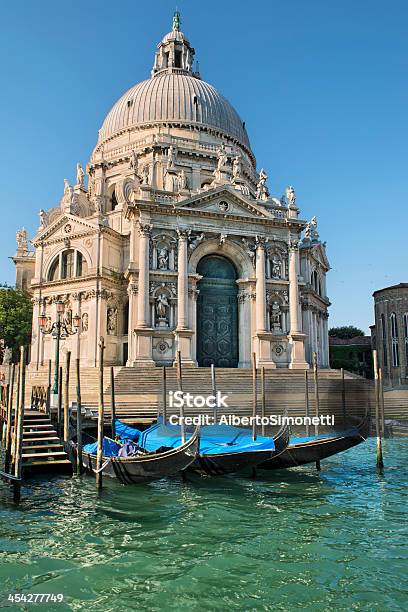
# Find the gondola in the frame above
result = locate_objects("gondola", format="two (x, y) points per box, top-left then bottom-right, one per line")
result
(258, 411), (370, 470)
(125, 418), (290, 476)
(75, 425), (200, 485)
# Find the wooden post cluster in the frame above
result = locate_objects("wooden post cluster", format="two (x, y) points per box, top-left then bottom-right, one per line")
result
(57, 366), (63, 437)
(13, 347), (26, 502)
(4, 363), (15, 473)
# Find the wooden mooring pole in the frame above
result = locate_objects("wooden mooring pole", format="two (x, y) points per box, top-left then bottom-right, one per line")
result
(13, 347), (26, 502)
(313, 352), (321, 470)
(110, 367), (116, 438)
(176, 351), (186, 444)
(162, 367), (167, 424)
(63, 351), (71, 443)
(341, 367), (346, 425)
(373, 350), (384, 470)
(76, 358), (82, 475)
(251, 352), (257, 441)
(261, 367), (266, 437)
(304, 370), (310, 437)
(96, 338), (105, 490)
(46, 359), (52, 416)
(57, 366), (63, 437)
(379, 367), (386, 438)
(211, 363), (218, 424)
(4, 363), (15, 473)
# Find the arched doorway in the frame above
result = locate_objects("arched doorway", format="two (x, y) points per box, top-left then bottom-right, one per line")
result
(197, 255), (238, 367)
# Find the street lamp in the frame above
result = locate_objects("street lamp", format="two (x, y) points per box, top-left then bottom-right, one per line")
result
(39, 300), (81, 395)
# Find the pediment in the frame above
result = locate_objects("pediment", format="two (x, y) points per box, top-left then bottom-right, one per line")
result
(176, 186), (275, 220)
(309, 242), (330, 270)
(32, 214), (100, 245)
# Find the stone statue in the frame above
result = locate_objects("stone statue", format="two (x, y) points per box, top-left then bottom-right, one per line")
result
(217, 144), (228, 171)
(242, 237), (256, 260)
(304, 216), (319, 242)
(286, 185), (296, 208)
(158, 247), (169, 270)
(177, 169), (188, 191)
(16, 228), (28, 253)
(232, 155), (242, 180)
(167, 145), (176, 169)
(39, 209), (46, 228)
(256, 169), (269, 201)
(271, 255), (282, 279)
(64, 178), (71, 196)
(81, 312), (88, 332)
(107, 308), (118, 335)
(63, 308), (72, 333)
(142, 165), (150, 185)
(270, 301), (282, 331)
(173, 10), (181, 31)
(2, 346), (12, 365)
(76, 163), (85, 187)
(219, 233), (228, 246)
(155, 293), (169, 322)
(188, 232), (204, 252)
(129, 149), (138, 175)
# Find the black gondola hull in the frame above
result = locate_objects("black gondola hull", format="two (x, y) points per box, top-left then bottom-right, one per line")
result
(80, 429), (199, 484)
(259, 415), (370, 470)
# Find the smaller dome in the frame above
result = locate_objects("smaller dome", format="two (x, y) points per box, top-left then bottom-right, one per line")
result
(161, 29), (190, 46)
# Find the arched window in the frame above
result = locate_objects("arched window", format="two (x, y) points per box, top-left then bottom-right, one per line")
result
(404, 312), (408, 365)
(390, 312), (399, 367)
(111, 190), (118, 211)
(381, 313), (388, 367)
(47, 249), (87, 281)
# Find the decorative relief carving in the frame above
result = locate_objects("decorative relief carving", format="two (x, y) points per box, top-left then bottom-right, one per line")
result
(107, 307), (118, 335)
(138, 222), (152, 237)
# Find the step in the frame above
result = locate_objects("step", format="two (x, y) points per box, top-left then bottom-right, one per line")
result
(23, 424), (54, 429)
(24, 419), (51, 425)
(22, 444), (64, 451)
(22, 451), (68, 459)
(22, 459), (72, 467)
(23, 436), (61, 443)
(22, 430), (58, 436)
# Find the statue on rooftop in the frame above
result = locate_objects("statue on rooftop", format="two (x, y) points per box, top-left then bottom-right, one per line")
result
(76, 163), (85, 187)
(256, 169), (269, 201)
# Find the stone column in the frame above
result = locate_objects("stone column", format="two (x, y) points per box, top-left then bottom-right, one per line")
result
(255, 238), (267, 332)
(174, 229), (195, 366)
(176, 229), (189, 330)
(137, 223), (152, 328)
(289, 243), (301, 334)
(288, 240), (308, 369)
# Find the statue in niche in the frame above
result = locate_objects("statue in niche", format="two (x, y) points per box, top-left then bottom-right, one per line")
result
(76, 163), (85, 187)
(167, 145), (176, 169)
(155, 293), (169, 324)
(270, 301), (282, 332)
(16, 228), (28, 253)
(141, 165), (150, 185)
(271, 255), (282, 279)
(232, 155), (242, 180)
(107, 308), (118, 335)
(286, 185), (296, 208)
(158, 247), (169, 270)
(81, 312), (88, 332)
(63, 308), (72, 333)
(2, 346), (12, 365)
(177, 169), (188, 191)
(256, 169), (269, 201)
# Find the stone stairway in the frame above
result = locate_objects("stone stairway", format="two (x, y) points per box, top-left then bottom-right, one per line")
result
(19, 411), (72, 473)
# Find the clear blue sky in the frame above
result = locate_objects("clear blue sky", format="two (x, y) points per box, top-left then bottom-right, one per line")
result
(0, 0), (407, 333)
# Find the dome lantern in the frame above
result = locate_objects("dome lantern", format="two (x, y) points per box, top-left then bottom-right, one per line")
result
(151, 11), (197, 78)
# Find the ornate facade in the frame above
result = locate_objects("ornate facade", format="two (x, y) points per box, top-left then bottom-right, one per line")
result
(12, 15), (330, 369)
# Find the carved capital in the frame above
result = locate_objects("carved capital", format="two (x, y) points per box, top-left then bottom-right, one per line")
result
(138, 222), (153, 237)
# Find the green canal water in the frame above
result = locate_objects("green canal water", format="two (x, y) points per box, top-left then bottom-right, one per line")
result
(0, 438), (407, 611)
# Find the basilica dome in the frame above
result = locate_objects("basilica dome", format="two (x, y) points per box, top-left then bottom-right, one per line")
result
(98, 73), (251, 152)
(97, 16), (252, 159)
